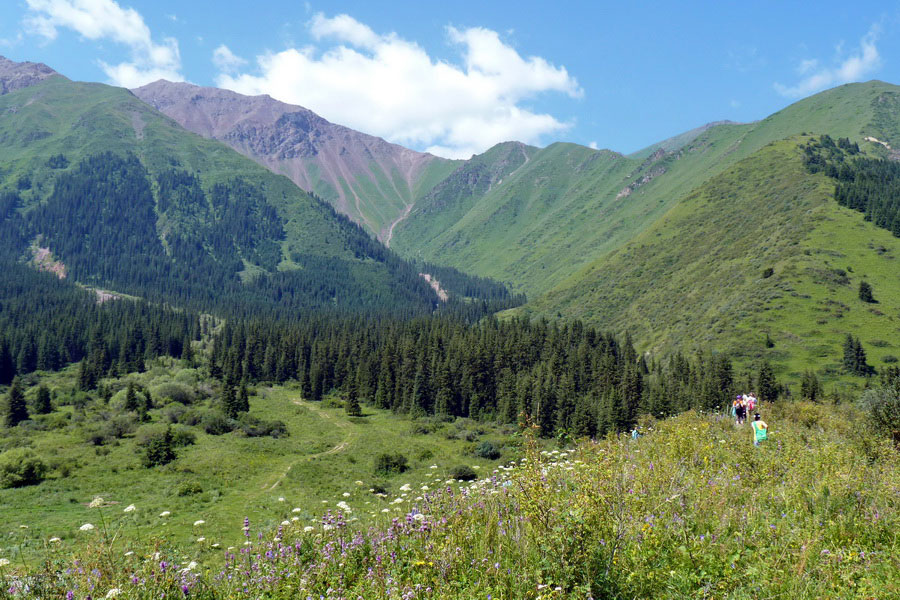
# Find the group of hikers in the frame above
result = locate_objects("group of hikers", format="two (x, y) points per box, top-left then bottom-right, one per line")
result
(733, 393), (768, 446)
(629, 393), (769, 447)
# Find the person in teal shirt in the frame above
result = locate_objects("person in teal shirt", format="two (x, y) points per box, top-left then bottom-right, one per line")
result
(751, 413), (768, 446)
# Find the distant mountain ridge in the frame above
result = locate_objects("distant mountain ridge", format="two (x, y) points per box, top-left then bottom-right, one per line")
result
(0, 55), (60, 95)
(132, 80), (458, 240)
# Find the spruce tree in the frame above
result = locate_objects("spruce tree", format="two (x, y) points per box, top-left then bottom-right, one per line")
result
(0, 343), (14, 386)
(5, 377), (28, 427)
(34, 385), (52, 415)
(756, 361), (777, 404)
(237, 383), (250, 413)
(124, 382), (139, 412)
(859, 280), (875, 303)
(221, 384), (238, 419)
(800, 370), (822, 402)
(142, 426), (176, 467)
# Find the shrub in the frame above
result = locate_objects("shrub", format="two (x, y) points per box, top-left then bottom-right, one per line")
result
(202, 411), (235, 435)
(448, 465), (477, 481)
(169, 425), (196, 447)
(237, 414), (288, 438)
(859, 384), (900, 446)
(0, 447), (46, 488)
(762, 267), (774, 278)
(475, 440), (501, 459)
(374, 453), (409, 476)
(177, 481), (203, 496)
(883, 355), (898, 364)
(140, 426), (176, 467)
(150, 382), (195, 405)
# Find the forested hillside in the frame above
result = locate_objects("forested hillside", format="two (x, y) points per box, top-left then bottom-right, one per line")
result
(0, 73), (517, 323)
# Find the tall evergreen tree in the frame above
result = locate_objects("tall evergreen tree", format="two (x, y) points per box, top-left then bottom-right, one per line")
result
(756, 361), (777, 404)
(5, 377), (28, 427)
(0, 342), (14, 386)
(34, 385), (52, 415)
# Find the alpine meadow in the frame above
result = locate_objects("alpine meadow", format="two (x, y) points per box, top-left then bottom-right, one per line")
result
(2, 5), (900, 599)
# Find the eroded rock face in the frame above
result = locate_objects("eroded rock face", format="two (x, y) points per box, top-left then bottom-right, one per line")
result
(132, 80), (446, 237)
(0, 56), (59, 95)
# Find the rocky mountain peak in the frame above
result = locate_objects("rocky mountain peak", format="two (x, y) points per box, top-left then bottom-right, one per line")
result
(0, 55), (60, 95)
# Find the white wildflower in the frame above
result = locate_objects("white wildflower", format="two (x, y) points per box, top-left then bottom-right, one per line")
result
(196, 537), (206, 542)
(342, 492), (351, 497)
(292, 507), (303, 513)
(123, 504), (136, 513)
(79, 523), (95, 531)
(105, 588), (121, 598)
(413, 513), (425, 521)
(186, 561), (198, 571)
(88, 497), (104, 508)
(49, 537), (61, 543)
(159, 511), (171, 518)
(124, 551), (134, 556)
(323, 524), (334, 531)
(281, 520), (291, 526)
(355, 480), (364, 485)
(0, 558), (9, 567)
(193, 520), (205, 526)
(291, 517), (299, 522)
(303, 526), (314, 532)
(278, 497), (285, 502)
(399, 483), (411, 492)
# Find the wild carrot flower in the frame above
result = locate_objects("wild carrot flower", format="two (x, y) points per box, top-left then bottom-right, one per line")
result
(193, 520), (205, 526)
(79, 523), (95, 531)
(123, 505), (136, 513)
(160, 511), (171, 518)
(89, 497), (104, 508)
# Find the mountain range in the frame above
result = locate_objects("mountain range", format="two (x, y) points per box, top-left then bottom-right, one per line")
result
(4, 53), (900, 383)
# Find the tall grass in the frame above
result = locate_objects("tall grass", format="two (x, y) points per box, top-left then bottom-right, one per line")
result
(2, 401), (897, 598)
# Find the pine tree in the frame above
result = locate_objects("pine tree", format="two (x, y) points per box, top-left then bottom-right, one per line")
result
(142, 426), (176, 467)
(859, 280), (875, 303)
(0, 342), (14, 386)
(237, 383), (250, 413)
(800, 370), (822, 402)
(756, 361), (777, 404)
(221, 384), (238, 419)
(5, 377), (28, 427)
(34, 385), (52, 415)
(180, 337), (194, 366)
(125, 382), (139, 412)
(345, 384), (362, 417)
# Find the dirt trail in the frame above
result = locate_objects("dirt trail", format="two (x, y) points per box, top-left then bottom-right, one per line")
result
(263, 398), (356, 491)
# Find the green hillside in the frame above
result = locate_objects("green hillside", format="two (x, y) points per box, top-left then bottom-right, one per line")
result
(518, 135), (900, 386)
(0, 75), (514, 317)
(391, 81), (900, 300)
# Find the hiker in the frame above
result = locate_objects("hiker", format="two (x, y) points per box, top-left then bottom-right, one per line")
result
(735, 396), (747, 425)
(751, 413), (768, 446)
(631, 427), (640, 440)
(732, 395), (740, 421)
(747, 393), (757, 413)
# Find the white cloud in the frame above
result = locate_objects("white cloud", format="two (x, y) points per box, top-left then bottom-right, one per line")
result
(24, 0), (183, 87)
(212, 44), (246, 73)
(774, 26), (881, 98)
(216, 13), (580, 158)
(588, 141), (598, 150)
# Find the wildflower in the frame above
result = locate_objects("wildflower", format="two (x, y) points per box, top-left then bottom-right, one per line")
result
(0, 558), (9, 567)
(196, 537), (206, 542)
(303, 526), (314, 532)
(291, 517), (299, 522)
(399, 483), (411, 492)
(193, 520), (205, 526)
(105, 588), (122, 598)
(49, 537), (61, 543)
(123, 504), (136, 513)
(278, 497), (285, 502)
(211, 543), (220, 548)
(292, 507), (303, 513)
(355, 480), (364, 485)
(160, 511), (171, 518)
(124, 551), (134, 557)
(79, 523), (95, 531)
(89, 497), (104, 508)
(19, 525), (28, 529)
(185, 561), (198, 571)
(342, 492), (351, 497)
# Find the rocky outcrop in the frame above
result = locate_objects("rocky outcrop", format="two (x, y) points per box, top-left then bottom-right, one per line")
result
(0, 56), (60, 95)
(132, 80), (448, 237)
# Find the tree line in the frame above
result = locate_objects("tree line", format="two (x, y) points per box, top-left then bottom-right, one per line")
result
(208, 315), (781, 437)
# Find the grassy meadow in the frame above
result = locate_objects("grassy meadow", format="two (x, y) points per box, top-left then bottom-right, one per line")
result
(2, 399), (897, 599)
(0, 360), (515, 566)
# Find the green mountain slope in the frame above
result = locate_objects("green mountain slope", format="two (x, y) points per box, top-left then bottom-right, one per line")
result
(517, 136), (900, 383)
(0, 74), (509, 316)
(391, 81), (900, 300)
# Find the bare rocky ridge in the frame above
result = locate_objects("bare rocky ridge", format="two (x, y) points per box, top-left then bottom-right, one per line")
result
(132, 80), (448, 238)
(0, 56), (60, 95)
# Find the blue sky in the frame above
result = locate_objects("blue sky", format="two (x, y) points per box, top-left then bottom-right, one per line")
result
(2, 1), (899, 158)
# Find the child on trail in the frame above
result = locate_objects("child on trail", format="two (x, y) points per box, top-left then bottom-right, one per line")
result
(732, 396), (741, 422)
(748, 393), (757, 413)
(751, 413), (768, 446)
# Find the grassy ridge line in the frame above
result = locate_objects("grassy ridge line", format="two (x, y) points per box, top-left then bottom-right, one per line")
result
(391, 81), (900, 301)
(7, 402), (898, 598)
(517, 136), (900, 385)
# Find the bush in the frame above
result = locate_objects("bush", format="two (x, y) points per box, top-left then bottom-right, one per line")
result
(0, 448), (47, 488)
(859, 384), (900, 446)
(169, 425), (196, 447)
(374, 453), (409, 476)
(150, 382), (195, 405)
(883, 355), (898, 364)
(448, 465), (477, 481)
(237, 414), (288, 438)
(474, 441), (501, 460)
(177, 481), (203, 496)
(202, 411), (236, 435)
(140, 426), (176, 467)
